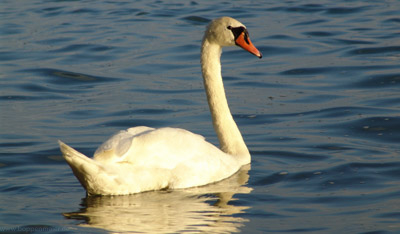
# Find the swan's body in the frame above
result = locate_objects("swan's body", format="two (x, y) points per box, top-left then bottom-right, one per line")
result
(59, 17), (262, 196)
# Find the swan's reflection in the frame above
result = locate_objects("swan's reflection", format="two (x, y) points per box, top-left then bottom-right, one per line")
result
(64, 165), (252, 233)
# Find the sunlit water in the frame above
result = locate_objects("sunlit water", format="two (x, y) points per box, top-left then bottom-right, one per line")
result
(1, 0), (399, 233)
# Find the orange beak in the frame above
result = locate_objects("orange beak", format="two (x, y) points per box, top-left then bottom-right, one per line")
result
(235, 32), (262, 58)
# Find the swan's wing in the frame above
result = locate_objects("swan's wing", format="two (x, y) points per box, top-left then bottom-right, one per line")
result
(93, 127), (240, 188)
(120, 127), (240, 186)
(93, 126), (155, 162)
(94, 126), (215, 169)
(117, 127), (209, 168)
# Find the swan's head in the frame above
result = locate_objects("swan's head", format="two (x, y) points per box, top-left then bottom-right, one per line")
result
(204, 17), (262, 58)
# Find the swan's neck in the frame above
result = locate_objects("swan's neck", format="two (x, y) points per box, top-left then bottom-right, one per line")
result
(201, 39), (250, 164)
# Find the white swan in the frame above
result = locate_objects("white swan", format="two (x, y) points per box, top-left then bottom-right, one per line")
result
(59, 17), (262, 196)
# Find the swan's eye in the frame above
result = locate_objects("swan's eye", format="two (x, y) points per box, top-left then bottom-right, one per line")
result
(227, 26), (250, 44)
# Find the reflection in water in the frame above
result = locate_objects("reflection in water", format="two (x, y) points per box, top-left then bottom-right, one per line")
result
(64, 165), (252, 233)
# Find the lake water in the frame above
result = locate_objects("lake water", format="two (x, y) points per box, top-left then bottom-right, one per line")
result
(1, 0), (399, 233)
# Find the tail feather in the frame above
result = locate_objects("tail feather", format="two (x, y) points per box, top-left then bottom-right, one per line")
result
(59, 140), (101, 192)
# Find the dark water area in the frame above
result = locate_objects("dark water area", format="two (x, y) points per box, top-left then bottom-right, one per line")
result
(1, 0), (399, 233)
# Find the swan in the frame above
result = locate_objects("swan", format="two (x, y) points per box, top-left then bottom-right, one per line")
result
(59, 17), (262, 196)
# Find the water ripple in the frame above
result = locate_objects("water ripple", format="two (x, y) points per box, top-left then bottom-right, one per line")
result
(181, 15), (210, 25)
(280, 65), (397, 76)
(347, 46), (400, 56)
(22, 68), (120, 84)
(332, 116), (400, 144)
(324, 6), (370, 15)
(352, 73), (400, 88)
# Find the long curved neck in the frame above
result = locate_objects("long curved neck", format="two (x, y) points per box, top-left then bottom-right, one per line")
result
(201, 39), (250, 164)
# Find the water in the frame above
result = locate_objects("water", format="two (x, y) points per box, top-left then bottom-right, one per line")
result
(1, 0), (399, 233)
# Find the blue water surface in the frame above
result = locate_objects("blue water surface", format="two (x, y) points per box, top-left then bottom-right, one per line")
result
(1, 0), (399, 233)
